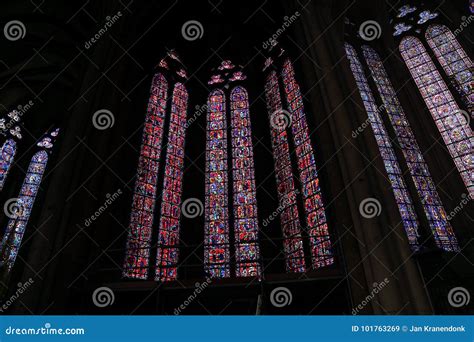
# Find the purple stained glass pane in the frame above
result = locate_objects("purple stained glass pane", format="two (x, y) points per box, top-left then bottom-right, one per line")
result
(345, 43), (421, 250)
(0, 150), (48, 271)
(123, 73), (168, 279)
(399, 36), (473, 198)
(264, 71), (306, 273)
(155, 83), (188, 281)
(230, 86), (261, 278)
(362, 45), (459, 252)
(0, 139), (16, 191)
(205, 89), (230, 278)
(425, 25), (473, 110)
(281, 59), (334, 268)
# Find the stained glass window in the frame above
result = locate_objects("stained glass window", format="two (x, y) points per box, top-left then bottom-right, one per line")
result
(264, 71), (306, 273)
(230, 86), (261, 277)
(0, 151), (48, 272)
(205, 89), (230, 278)
(345, 43), (421, 249)
(0, 139), (16, 191)
(281, 59), (334, 268)
(397, 5), (417, 18)
(399, 36), (473, 198)
(425, 25), (473, 110)
(362, 45), (459, 251)
(123, 73), (168, 279)
(155, 83), (188, 281)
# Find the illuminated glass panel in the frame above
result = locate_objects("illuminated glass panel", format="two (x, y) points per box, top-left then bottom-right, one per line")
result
(264, 71), (306, 273)
(230, 86), (261, 277)
(205, 89), (230, 278)
(425, 25), (473, 109)
(0, 139), (16, 191)
(0, 151), (48, 271)
(123, 73), (168, 279)
(400, 36), (473, 198)
(155, 83), (188, 281)
(281, 59), (334, 268)
(362, 45), (459, 251)
(345, 43), (421, 249)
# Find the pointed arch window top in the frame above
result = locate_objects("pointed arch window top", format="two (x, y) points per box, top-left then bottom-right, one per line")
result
(399, 36), (473, 197)
(425, 24), (473, 107)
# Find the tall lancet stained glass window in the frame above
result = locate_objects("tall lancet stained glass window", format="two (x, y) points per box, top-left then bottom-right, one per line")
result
(362, 45), (459, 251)
(264, 71), (306, 273)
(425, 25), (473, 110)
(123, 73), (168, 279)
(155, 83), (188, 281)
(0, 150), (48, 271)
(230, 86), (261, 277)
(399, 36), (473, 198)
(0, 139), (16, 191)
(205, 89), (230, 278)
(281, 59), (334, 268)
(345, 43), (421, 249)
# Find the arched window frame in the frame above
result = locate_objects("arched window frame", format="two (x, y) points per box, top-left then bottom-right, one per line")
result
(155, 82), (188, 281)
(361, 45), (459, 251)
(399, 36), (473, 198)
(425, 24), (473, 110)
(345, 43), (422, 249)
(123, 73), (169, 280)
(264, 70), (307, 273)
(204, 88), (230, 278)
(280, 58), (334, 268)
(230, 85), (261, 278)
